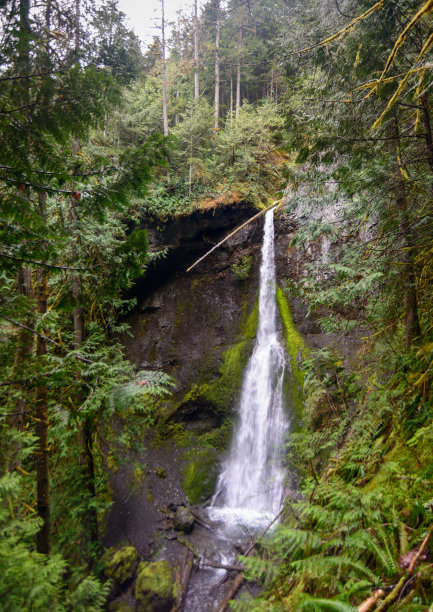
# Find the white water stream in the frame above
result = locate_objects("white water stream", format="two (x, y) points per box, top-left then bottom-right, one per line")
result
(209, 209), (288, 529)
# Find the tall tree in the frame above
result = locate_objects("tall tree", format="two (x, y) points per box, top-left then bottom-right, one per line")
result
(194, 0), (199, 100)
(214, 0), (220, 132)
(161, 0), (169, 136)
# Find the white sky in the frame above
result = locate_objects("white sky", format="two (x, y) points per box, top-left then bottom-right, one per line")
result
(117, 0), (200, 47)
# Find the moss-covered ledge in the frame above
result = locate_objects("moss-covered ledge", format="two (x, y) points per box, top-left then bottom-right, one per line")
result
(276, 285), (309, 416)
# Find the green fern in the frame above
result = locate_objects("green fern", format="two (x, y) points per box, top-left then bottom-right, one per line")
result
(295, 596), (358, 612)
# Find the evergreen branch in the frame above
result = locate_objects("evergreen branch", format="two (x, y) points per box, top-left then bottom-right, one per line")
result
(0, 175), (80, 195)
(0, 69), (67, 82)
(0, 252), (93, 271)
(0, 314), (94, 364)
(0, 165), (117, 178)
(0, 92), (103, 116)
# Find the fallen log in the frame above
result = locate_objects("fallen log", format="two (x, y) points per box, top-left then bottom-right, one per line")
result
(203, 561), (246, 572)
(188, 508), (214, 532)
(186, 201), (281, 273)
(175, 548), (195, 612)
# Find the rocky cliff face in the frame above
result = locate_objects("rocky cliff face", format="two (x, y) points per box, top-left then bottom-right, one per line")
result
(124, 203), (264, 392)
(104, 203), (329, 553)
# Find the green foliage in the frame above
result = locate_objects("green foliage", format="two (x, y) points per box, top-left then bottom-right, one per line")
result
(231, 255), (253, 281)
(110, 370), (176, 421)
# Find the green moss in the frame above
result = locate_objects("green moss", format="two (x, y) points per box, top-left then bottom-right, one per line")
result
(102, 546), (138, 585)
(199, 418), (233, 451)
(175, 299), (183, 331)
(181, 447), (218, 504)
(362, 439), (420, 493)
(108, 601), (132, 612)
(212, 299), (259, 410)
(276, 285), (309, 416)
(135, 560), (174, 612)
(179, 300), (258, 414)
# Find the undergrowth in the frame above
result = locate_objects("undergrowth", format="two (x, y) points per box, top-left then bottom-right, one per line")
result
(230, 335), (433, 611)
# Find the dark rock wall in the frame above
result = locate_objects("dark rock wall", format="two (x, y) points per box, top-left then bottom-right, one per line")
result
(123, 204), (264, 393)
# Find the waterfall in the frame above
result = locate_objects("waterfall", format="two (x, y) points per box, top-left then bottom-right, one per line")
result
(209, 208), (288, 528)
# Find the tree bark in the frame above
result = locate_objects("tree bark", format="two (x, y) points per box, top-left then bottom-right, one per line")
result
(214, 0), (220, 132)
(12, 267), (34, 430)
(161, 0), (169, 136)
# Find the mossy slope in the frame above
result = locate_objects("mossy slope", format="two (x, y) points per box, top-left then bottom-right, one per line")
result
(276, 284), (309, 415)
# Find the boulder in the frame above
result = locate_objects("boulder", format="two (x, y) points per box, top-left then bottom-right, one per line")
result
(103, 546), (139, 586)
(173, 505), (195, 533)
(134, 561), (175, 612)
(108, 600), (132, 612)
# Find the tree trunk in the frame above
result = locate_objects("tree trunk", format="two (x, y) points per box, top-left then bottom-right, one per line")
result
(35, 261), (50, 554)
(391, 115), (421, 349)
(75, 0), (80, 53)
(214, 0), (220, 132)
(161, 0), (169, 136)
(236, 24), (242, 117)
(194, 0), (199, 100)
(13, 267), (34, 430)
(45, 0), (51, 53)
(230, 74), (233, 122)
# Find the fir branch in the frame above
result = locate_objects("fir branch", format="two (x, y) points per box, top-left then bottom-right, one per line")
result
(0, 252), (93, 271)
(0, 314), (94, 364)
(0, 69), (67, 82)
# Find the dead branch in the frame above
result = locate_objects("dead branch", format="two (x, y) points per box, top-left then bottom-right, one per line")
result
(358, 589), (384, 612)
(189, 508), (214, 532)
(186, 201), (280, 273)
(203, 561), (246, 572)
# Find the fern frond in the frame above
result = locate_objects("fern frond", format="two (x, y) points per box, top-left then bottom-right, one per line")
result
(296, 596), (358, 612)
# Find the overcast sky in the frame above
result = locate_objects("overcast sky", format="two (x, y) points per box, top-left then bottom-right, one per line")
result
(117, 0), (201, 47)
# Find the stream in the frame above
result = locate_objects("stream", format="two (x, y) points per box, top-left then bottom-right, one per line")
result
(184, 209), (290, 610)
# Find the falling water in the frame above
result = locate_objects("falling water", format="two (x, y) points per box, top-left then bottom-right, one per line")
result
(209, 208), (288, 528)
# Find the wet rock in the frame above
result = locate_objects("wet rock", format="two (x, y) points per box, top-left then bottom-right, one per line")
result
(103, 545), (139, 586)
(108, 600), (133, 612)
(173, 505), (195, 533)
(134, 560), (175, 612)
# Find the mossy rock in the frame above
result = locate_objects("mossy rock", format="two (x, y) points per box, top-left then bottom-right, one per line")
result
(173, 505), (195, 533)
(108, 600), (132, 612)
(181, 447), (218, 504)
(103, 545), (139, 586)
(134, 560), (175, 612)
